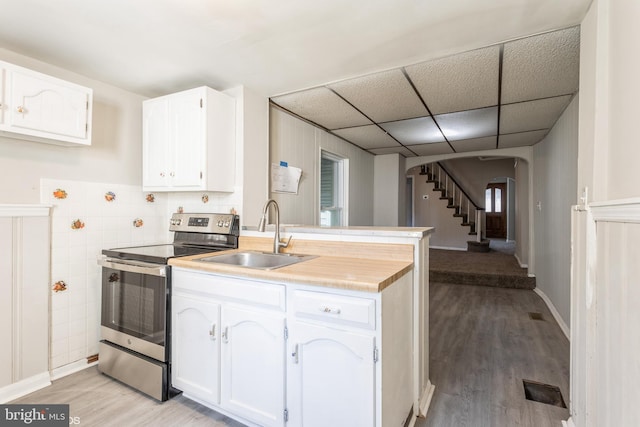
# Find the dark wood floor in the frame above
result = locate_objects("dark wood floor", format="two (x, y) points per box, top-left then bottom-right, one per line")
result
(12, 282), (570, 427)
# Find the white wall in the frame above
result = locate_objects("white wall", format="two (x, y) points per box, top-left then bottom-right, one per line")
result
(373, 154), (406, 226)
(532, 95), (578, 330)
(514, 159), (529, 267)
(571, 1), (640, 426)
(269, 106), (374, 226)
(0, 49), (146, 204)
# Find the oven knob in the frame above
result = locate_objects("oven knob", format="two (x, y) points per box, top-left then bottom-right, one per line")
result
(224, 221), (230, 227)
(217, 220), (223, 227)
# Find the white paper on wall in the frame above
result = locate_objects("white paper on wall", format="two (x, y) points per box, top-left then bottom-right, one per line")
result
(271, 162), (302, 194)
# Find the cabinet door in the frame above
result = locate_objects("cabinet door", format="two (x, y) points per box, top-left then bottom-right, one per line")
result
(142, 97), (170, 189)
(9, 67), (90, 140)
(221, 305), (286, 427)
(288, 322), (376, 427)
(172, 296), (221, 405)
(169, 88), (205, 189)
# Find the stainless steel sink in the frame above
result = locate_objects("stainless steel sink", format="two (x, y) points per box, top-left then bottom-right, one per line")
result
(195, 251), (315, 270)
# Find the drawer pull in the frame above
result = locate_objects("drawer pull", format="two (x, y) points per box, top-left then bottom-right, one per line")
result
(319, 306), (341, 315)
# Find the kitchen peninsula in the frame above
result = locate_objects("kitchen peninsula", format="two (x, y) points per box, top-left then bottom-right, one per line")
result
(169, 225), (434, 427)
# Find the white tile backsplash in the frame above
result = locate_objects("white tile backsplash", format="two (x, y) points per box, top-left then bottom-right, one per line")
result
(41, 178), (244, 370)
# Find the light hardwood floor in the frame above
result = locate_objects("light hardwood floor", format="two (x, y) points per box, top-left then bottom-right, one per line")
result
(12, 282), (569, 427)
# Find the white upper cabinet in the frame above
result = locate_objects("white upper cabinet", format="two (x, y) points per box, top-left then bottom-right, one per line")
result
(143, 86), (236, 192)
(0, 60), (92, 146)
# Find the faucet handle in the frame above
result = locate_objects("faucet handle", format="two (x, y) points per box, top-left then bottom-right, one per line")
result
(279, 235), (292, 249)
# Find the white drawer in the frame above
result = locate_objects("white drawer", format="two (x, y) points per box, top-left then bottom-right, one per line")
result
(292, 290), (376, 330)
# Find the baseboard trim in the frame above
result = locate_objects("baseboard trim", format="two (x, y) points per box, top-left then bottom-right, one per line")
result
(514, 253), (529, 269)
(0, 372), (51, 403)
(533, 288), (570, 340)
(417, 380), (436, 418)
(430, 245), (466, 251)
(51, 359), (98, 381)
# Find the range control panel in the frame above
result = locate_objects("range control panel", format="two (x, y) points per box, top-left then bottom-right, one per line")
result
(169, 213), (239, 235)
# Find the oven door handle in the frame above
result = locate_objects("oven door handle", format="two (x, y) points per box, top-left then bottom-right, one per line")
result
(98, 256), (166, 277)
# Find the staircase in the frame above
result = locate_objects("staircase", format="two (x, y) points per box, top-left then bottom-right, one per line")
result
(420, 163), (487, 250)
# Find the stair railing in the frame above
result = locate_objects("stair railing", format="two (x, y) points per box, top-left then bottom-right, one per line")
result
(426, 162), (486, 242)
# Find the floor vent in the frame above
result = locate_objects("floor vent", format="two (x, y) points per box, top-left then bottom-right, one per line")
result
(528, 312), (544, 321)
(523, 379), (566, 408)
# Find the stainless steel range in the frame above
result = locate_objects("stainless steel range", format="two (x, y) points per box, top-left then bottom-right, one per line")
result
(97, 212), (239, 401)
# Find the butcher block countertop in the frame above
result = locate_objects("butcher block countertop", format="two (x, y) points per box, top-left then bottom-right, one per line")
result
(169, 249), (413, 293)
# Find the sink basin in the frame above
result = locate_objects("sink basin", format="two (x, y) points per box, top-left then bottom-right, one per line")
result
(195, 251), (315, 270)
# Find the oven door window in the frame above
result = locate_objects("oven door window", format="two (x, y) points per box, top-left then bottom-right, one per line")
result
(101, 267), (167, 345)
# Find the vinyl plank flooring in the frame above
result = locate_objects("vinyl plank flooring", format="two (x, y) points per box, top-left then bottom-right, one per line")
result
(420, 282), (570, 427)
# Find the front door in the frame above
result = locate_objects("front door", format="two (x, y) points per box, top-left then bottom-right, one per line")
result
(485, 183), (506, 238)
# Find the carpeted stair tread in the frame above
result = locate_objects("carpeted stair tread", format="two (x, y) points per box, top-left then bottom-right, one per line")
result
(429, 248), (535, 289)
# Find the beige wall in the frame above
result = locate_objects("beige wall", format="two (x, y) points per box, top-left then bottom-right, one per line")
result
(533, 95), (579, 329)
(0, 48), (146, 204)
(269, 106), (374, 226)
(374, 154), (406, 226)
(571, 1), (640, 426)
(514, 159), (529, 267)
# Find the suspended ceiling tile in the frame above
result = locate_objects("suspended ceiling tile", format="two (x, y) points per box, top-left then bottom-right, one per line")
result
(406, 142), (454, 156)
(404, 45), (500, 115)
(369, 146), (416, 157)
(329, 69), (428, 123)
(499, 129), (549, 148)
(450, 136), (498, 153)
(271, 87), (371, 130)
(500, 95), (572, 134)
(502, 27), (580, 103)
(435, 107), (498, 141)
(332, 125), (399, 149)
(379, 117), (445, 145)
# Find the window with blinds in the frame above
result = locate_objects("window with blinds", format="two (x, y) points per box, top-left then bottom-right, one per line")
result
(320, 151), (345, 226)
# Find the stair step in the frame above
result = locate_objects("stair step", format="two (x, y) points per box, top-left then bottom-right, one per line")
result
(468, 231), (477, 235)
(447, 204), (458, 209)
(461, 222), (475, 226)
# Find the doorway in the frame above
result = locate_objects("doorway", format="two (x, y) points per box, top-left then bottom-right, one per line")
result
(485, 183), (507, 238)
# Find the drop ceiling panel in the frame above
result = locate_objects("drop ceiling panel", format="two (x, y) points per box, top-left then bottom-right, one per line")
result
(499, 129), (548, 148)
(369, 146), (417, 157)
(404, 46), (500, 115)
(332, 125), (399, 149)
(450, 136), (498, 153)
(502, 26), (580, 103)
(500, 95), (572, 134)
(407, 142), (454, 156)
(435, 107), (498, 141)
(379, 117), (445, 145)
(271, 87), (371, 130)
(329, 69), (428, 123)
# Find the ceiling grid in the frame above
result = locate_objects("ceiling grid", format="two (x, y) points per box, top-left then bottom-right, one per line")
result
(270, 26), (580, 157)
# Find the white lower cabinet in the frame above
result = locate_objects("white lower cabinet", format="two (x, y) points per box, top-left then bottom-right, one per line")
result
(171, 267), (413, 427)
(287, 322), (376, 427)
(172, 269), (286, 427)
(172, 296), (221, 404)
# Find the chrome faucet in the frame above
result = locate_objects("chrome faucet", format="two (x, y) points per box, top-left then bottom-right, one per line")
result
(258, 199), (291, 254)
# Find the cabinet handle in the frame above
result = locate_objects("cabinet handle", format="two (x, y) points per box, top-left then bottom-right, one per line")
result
(222, 326), (229, 343)
(291, 344), (299, 364)
(319, 305), (342, 315)
(170, 172), (175, 177)
(16, 105), (25, 113)
(159, 172), (165, 178)
(209, 323), (217, 340)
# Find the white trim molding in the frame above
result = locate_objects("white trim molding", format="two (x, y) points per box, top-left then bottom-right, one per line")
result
(590, 197), (640, 223)
(0, 204), (51, 217)
(533, 288), (570, 340)
(51, 359), (98, 381)
(0, 372), (51, 404)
